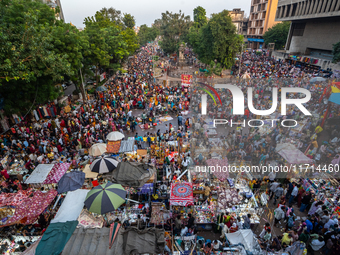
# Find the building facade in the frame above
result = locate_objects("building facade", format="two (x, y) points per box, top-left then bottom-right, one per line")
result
(42, 0), (65, 21)
(229, 8), (249, 38)
(275, 0), (340, 70)
(247, 0), (280, 49)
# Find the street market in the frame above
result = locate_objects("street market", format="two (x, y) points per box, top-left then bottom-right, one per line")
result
(0, 40), (340, 255)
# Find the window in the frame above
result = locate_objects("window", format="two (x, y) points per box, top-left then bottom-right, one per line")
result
(258, 4), (261, 11)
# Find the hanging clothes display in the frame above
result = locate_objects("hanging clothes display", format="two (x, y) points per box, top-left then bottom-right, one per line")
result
(33, 110), (40, 121)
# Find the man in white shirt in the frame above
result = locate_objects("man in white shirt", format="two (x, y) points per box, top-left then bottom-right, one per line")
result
(310, 236), (325, 252)
(289, 183), (299, 207)
(212, 240), (223, 251)
(180, 225), (188, 236)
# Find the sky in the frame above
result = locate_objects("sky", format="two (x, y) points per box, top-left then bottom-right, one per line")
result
(61, 0), (251, 28)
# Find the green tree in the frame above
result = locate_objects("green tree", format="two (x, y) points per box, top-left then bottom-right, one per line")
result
(51, 23), (89, 99)
(138, 25), (159, 46)
(159, 10), (192, 55)
(193, 6), (207, 28)
(0, 0), (73, 113)
(99, 7), (123, 26)
(192, 10), (243, 69)
(84, 13), (113, 85)
(263, 21), (290, 50)
(123, 13), (135, 29)
(332, 41), (340, 63)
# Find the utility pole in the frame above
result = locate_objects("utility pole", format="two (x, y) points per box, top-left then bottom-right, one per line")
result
(239, 43), (244, 77)
(79, 67), (87, 102)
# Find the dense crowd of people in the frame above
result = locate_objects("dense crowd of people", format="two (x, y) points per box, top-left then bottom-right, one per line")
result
(0, 42), (340, 254)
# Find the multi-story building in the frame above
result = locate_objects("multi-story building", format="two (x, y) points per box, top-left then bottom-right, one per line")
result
(247, 0), (280, 49)
(229, 9), (248, 37)
(42, 0), (64, 21)
(274, 0), (340, 70)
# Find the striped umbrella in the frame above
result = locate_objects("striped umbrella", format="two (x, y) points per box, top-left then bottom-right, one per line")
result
(84, 182), (126, 214)
(90, 156), (119, 174)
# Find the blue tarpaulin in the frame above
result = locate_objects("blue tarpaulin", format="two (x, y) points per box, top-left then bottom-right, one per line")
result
(329, 93), (340, 105)
(138, 183), (154, 195)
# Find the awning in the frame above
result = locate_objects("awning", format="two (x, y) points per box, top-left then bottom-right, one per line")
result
(51, 189), (89, 224)
(118, 139), (135, 153)
(36, 221), (78, 255)
(25, 164), (55, 184)
(43, 163), (71, 184)
(247, 38), (264, 42)
(1, 190), (57, 227)
(276, 143), (313, 164)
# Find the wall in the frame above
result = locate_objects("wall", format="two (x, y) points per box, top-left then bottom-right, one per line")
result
(289, 18), (340, 53)
(264, 0), (280, 32)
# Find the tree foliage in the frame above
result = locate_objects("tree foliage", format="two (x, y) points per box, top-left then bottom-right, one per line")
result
(123, 13), (135, 29)
(332, 41), (340, 63)
(193, 6), (207, 28)
(188, 10), (243, 69)
(0, 0), (138, 114)
(263, 21), (290, 50)
(138, 25), (159, 46)
(0, 0), (73, 113)
(158, 10), (192, 55)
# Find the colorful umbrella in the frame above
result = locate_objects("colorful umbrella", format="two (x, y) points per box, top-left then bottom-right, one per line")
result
(84, 182), (126, 214)
(90, 156), (119, 174)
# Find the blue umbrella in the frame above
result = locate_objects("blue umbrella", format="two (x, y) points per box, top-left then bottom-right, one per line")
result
(57, 171), (85, 194)
(96, 86), (107, 92)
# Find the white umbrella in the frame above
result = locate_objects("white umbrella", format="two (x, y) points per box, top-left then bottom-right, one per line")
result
(310, 77), (326, 83)
(89, 143), (107, 157)
(90, 156), (120, 174)
(106, 131), (125, 141)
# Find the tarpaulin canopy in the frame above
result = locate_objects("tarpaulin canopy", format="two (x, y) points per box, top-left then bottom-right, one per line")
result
(138, 183), (154, 195)
(51, 189), (89, 224)
(225, 230), (260, 253)
(170, 182), (194, 206)
(0, 189), (33, 207)
(82, 164), (99, 179)
(1, 190), (57, 227)
(57, 171), (85, 194)
(109, 227), (165, 255)
(62, 227), (112, 255)
(36, 221), (78, 255)
(43, 163), (71, 184)
(103, 162), (156, 188)
(329, 93), (340, 105)
(25, 164), (55, 184)
(276, 143), (313, 164)
(118, 139), (135, 153)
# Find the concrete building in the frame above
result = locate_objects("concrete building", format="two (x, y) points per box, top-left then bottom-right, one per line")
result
(247, 0), (280, 49)
(275, 0), (340, 70)
(229, 8), (249, 38)
(42, 0), (65, 21)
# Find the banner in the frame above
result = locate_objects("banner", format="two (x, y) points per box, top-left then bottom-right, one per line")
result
(100, 72), (106, 82)
(181, 74), (192, 87)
